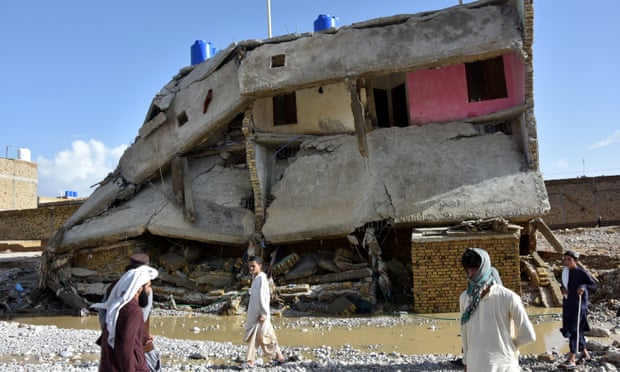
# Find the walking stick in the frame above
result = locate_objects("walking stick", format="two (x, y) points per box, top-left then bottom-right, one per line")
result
(575, 293), (582, 355)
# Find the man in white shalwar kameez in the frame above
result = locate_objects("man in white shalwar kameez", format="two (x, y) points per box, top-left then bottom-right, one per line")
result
(459, 248), (536, 372)
(243, 256), (285, 368)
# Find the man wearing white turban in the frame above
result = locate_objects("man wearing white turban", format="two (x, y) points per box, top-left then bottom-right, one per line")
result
(95, 253), (160, 371)
(92, 265), (159, 372)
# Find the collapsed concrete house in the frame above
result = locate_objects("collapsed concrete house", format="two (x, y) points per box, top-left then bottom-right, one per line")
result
(41, 0), (549, 314)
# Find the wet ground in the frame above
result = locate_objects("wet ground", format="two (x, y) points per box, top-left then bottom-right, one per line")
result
(12, 309), (571, 357)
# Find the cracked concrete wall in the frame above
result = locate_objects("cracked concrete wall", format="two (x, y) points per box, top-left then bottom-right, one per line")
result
(119, 61), (250, 185)
(262, 123), (549, 243)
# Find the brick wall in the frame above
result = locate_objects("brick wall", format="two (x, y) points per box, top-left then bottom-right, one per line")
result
(71, 240), (157, 275)
(0, 158), (37, 210)
(544, 175), (620, 228)
(411, 232), (521, 313)
(0, 202), (80, 241)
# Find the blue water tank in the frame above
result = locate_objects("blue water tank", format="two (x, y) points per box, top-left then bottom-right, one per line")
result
(191, 40), (218, 65)
(314, 14), (337, 31)
(191, 40), (207, 65)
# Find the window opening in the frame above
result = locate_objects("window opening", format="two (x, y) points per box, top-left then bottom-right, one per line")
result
(273, 143), (300, 161)
(373, 89), (390, 128)
(273, 93), (297, 125)
(391, 83), (408, 127)
(483, 121), (512, 135)
(271, 54), (286, 68)
(242, 195), (255, 211)
(465, 56), (508, 102)
(177, 111), (189, 126)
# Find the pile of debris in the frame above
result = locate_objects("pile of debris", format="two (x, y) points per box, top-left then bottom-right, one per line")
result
(38, 224), (406, 317)
(168, 229), (400, 315)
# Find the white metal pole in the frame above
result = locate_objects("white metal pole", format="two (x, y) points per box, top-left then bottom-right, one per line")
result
(576, 293), (582, 356)
(267, 0), (272, 38)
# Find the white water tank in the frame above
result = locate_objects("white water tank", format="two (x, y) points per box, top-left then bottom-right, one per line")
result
(17, 147), (31, 162)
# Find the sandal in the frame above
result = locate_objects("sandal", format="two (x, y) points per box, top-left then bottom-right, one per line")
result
(272, 357), (286, 366)
(559, 360), (577, 369)
(240, 361), (255, 369)
(577, 356), (592, 365)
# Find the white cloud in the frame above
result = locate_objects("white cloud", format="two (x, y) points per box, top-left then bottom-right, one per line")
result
(37, 139), (127, 197)
(556, 158), (568, 169)
(588, 130), (620, 149)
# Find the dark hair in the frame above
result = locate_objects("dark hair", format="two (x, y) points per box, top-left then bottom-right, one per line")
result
(248, 256), (263, 265)
(462, 248), (481, 269)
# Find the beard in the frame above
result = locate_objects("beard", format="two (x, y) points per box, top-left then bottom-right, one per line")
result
(138, 289), (149, 308)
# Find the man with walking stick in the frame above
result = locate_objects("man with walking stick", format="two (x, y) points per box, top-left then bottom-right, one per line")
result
(559, 250), (597, 369)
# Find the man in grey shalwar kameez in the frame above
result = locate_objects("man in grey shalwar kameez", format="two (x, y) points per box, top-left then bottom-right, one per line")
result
(243, 256), (286, 368)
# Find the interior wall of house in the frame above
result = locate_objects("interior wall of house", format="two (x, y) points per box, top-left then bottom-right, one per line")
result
(407, 52), (525, 125)
(252, 82), (355, 134)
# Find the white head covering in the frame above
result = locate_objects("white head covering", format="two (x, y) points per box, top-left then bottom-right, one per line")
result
(91, 265), (158, 347)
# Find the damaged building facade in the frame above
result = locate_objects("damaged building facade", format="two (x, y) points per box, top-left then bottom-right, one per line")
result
(41, 0), (549, 314)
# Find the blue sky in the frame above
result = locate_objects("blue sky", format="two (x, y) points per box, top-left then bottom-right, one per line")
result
(1, 1), (619, 197)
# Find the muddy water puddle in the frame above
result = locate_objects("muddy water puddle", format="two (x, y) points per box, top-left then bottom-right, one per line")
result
(12, 308), (569, 356)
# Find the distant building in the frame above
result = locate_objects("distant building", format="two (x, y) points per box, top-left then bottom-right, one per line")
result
(0, 150), (37, 210)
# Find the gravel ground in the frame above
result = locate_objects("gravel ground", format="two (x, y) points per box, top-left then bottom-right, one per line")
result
(0, 318), (542, 372)
(1, 311), (619, 372)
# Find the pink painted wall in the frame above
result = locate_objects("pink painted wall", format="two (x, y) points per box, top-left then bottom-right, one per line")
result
(407, 52), (525, 125)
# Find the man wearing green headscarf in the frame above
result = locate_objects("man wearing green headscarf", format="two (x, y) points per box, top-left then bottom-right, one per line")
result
(459, 248), (536, 371)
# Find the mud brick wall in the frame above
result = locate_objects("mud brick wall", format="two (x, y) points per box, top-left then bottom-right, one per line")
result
(0, 158), (37, 210)
(411, 233), (521, 314)
(0, 203), (80, 241)
(72, 240), (158, 275)
(544, 175), (620, 228)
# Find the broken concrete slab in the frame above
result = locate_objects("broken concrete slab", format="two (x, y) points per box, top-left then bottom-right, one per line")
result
(263, 123), (549, 243)
(120, 61), (251, 185)
(238, 1), (523, 96)
(159, 252), (187, 272)
(58, 156), (254, 250)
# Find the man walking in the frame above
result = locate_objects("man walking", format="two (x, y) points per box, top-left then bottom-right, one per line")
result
(92, 265), (159, 372)
(96, 253), (160, 371)
(243, 256), (286, 368)
(459, 247), (536, 372)
(559, 250), (597, 369)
